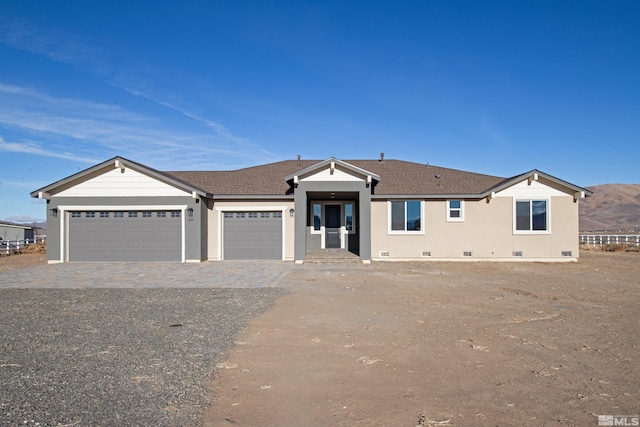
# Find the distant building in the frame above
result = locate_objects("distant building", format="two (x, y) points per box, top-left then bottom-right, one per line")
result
(0, 221), (36, 241)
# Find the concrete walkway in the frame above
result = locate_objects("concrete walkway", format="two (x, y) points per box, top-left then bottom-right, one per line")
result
(0, 261), (294, 289)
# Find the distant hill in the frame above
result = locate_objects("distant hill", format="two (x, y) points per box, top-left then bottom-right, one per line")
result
(579, 184), (640, 232)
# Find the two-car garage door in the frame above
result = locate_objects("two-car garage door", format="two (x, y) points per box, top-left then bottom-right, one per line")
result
(69, 210), (182, 262)
(223, 211), (283, 260)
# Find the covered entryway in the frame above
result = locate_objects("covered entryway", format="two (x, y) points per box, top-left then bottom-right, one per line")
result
(223, 211), (283, 260)
(68, 210), (182, 261)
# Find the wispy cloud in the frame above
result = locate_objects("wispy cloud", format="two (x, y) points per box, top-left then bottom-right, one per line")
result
(0, 135), (100, 163)
(0, 84), (278, 170)
(0, 16), (282, 170)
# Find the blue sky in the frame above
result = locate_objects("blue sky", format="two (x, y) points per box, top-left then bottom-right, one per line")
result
(0, 1), (638, 223)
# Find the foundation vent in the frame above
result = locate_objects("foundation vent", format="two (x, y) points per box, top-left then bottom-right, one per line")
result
(422, 251), (432, 257)
(512, 251), (523, 257)
(379, 251), (390, 257)
(561, 251), (573, 257)
(463, 251), (473, 257)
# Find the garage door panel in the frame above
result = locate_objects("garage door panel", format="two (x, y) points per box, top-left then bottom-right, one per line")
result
(69, 211), (181, 262)
(223, 212), (282, 260)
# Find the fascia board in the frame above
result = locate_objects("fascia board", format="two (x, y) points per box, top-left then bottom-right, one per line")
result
(211, 194), (294, 200)
(31, 156), (212, 199)
(371, 194), (485, 200)
(482, 169), (593, 197)
(285, 157), (381, 182)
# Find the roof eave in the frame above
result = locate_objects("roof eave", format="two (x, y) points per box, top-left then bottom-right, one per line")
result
(31, 156), (212, 199)
(482, 169), (593, 197)
(284, 157), (382, 183)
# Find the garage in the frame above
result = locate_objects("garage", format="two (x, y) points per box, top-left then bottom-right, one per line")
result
(68, 210), (182, 262)
(223, 211), (283, 260)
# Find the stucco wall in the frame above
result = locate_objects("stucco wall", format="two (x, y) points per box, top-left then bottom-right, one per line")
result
(370, 193), (579, 261)
(207, 199), (295, 260)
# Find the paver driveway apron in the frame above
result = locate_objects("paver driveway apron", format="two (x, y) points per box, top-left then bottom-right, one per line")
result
(0, 260), (293, 289)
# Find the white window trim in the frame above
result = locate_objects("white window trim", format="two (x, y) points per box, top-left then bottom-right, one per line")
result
(387, 200), (425, 235)
(446, 200), (464, 222)
(513, 199), (551, 234)
(215, 206), (287, 261)
(58, 204), (188, 263)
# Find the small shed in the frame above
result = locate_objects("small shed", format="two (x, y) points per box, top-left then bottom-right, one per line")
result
(0, 221), (35, 241)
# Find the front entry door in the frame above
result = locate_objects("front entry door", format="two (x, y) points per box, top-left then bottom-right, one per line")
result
(325, 205), (341, 248)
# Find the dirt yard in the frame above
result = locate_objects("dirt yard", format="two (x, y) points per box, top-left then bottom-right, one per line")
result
(0, 244), (47, 271)
(205, 251), (640, 427)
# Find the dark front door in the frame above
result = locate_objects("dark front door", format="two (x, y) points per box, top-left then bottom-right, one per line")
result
(325, 205), (341, 248)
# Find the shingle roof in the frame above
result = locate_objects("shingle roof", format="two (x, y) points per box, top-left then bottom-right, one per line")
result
(166, 159), (506, 197)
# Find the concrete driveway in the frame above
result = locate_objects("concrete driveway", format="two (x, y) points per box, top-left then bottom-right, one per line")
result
(0, 260), (294, 289)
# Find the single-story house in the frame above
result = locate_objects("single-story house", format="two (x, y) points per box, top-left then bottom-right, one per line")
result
(0, 220), (36, 241)
(31, 155), (592, 263)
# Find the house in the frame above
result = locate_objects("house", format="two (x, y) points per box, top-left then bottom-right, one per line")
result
(0, 220), (36, 241)
(30, 155), (592, 263)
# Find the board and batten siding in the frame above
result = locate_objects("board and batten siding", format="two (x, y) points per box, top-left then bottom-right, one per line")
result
(299, 167), (363, 182)
(493, 178), (570, 198)
(54, 168), (190, 197)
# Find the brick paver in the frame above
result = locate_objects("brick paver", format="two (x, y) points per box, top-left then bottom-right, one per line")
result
(0, 261), (294, 288)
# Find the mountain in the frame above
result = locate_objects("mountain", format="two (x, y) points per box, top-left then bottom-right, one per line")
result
(579, 184), (640, 232)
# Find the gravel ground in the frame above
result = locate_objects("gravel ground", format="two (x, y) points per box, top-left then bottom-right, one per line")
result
(0, 287), (287, 427)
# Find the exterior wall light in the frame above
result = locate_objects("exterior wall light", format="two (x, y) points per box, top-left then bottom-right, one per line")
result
(289, 208), (295, 217)
(187, 207), (194, 218)
(50, 208), (58, 218)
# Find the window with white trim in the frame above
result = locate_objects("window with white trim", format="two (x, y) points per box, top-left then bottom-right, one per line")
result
(515, 200), (548, 232)
(390, 200), (422, 232)
(447, 200), (464, 222)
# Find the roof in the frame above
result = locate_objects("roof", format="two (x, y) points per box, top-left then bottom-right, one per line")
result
(31, 156), (212, 198)
(0, 220), (34, 230)
(32, 156), (592, 200)
(167, 159), (507, 197)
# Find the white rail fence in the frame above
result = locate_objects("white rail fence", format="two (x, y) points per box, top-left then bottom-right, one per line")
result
(580, 234), (640, 247)
(1, 237), (47, 255)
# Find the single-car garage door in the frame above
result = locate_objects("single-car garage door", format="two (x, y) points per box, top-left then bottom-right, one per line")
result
(223, 211), (282, 260)
(69, 210), (182, 261)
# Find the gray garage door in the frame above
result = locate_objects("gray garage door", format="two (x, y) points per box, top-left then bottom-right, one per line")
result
(69, 211), (181, 261)
(223, 211), (282, 260)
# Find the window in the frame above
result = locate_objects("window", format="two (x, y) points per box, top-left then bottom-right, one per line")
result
(157, 211), (166, 218)
(273, 212), (282, 218)
(85, 212), (95, 218)
(345, 203), (354, 232)
(236, 212), (245, 218)
(447, 200), (464, 221)
(142, 212), (152, 218)
(248, 212), (258, 218)
(224, 212), (233, 218)
(114, 211), (124, 218)
(100, 212), (109, 218)
(171, 211), (181, 218)
(260, 212), (269, 218)
(71, 212), (81, 218)
(128, 211), (138, 218)
(515, 200), (548, 232)
(312, 203), (321, 231)
(390, 201), (421, 232)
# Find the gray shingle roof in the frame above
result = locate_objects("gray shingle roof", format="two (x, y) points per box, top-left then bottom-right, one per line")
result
(166, 159), (506, 197)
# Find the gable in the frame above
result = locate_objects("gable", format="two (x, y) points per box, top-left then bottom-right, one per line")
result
(494, 177), (573, 198)
(55, 167), (191, 197)
(299, 166), (364, 182)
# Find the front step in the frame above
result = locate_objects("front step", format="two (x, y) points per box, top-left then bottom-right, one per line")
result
(304, 249), (362, 264)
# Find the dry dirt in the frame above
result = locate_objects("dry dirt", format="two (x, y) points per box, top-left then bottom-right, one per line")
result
(205, 251), (640, 427)
(0, 244), (47, 271)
